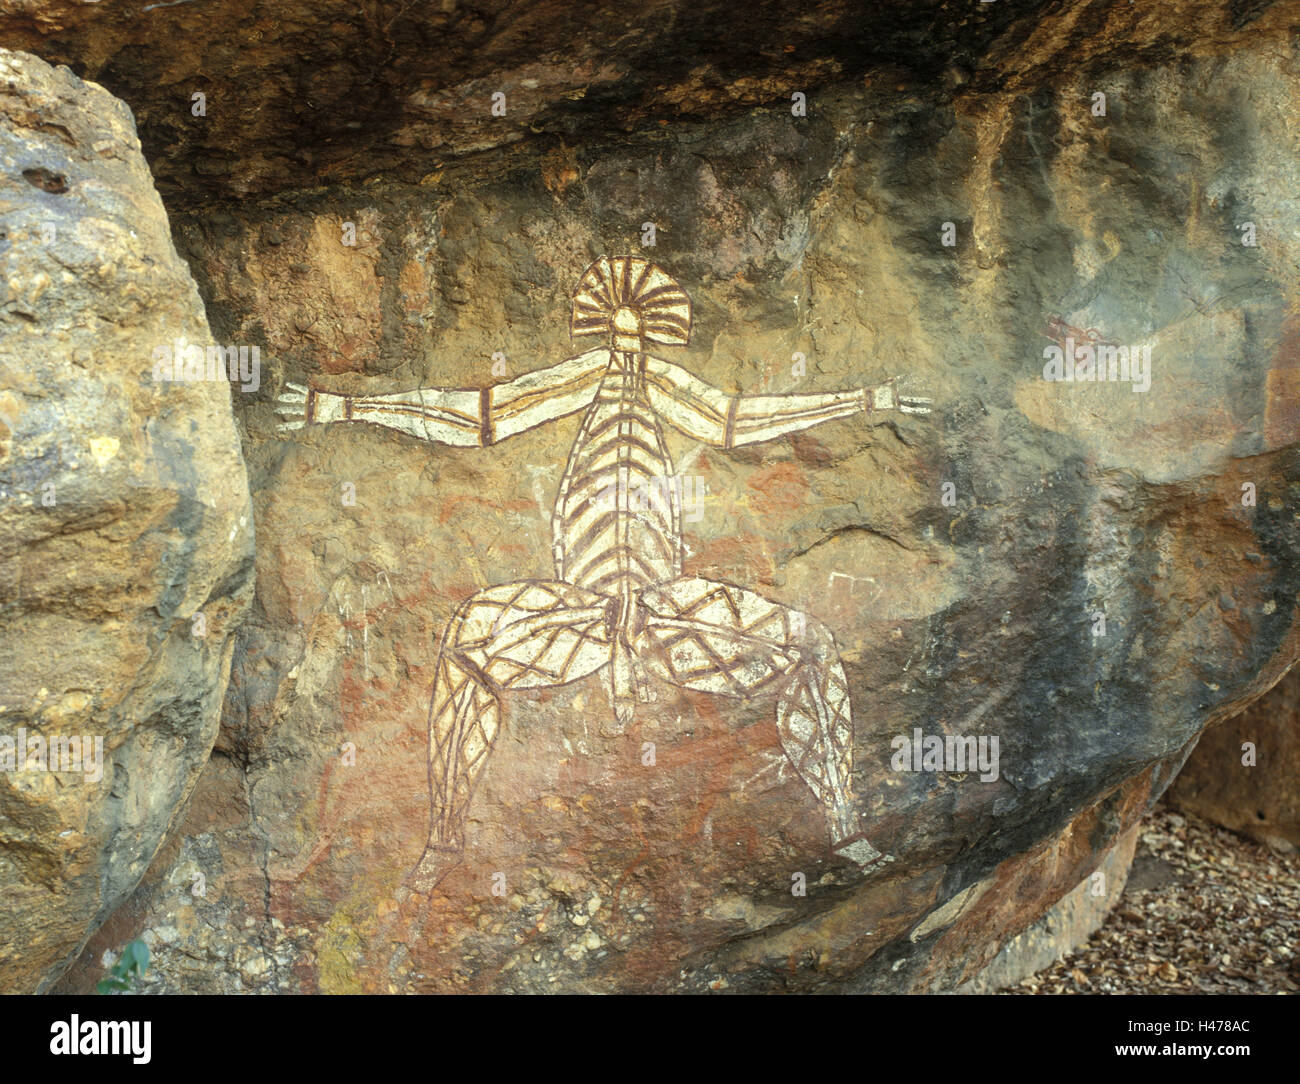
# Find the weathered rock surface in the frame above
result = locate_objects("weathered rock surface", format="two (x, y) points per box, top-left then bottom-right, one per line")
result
(954, 817), (1142, 993)
(0, 0), (1292, 210)
(0, 50), (254, 992)
(4, 1), (1299, 993)
(1169, 665), (1300, 852)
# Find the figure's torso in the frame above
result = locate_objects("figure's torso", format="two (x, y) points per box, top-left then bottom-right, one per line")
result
(552, 350), (682, 596)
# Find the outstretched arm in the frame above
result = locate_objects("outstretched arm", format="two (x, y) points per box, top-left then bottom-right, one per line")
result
(275, 347), (609, 446)
(644, 356), (930, 448)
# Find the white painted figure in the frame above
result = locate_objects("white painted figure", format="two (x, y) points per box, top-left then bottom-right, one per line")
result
(277, 256), (931, 889)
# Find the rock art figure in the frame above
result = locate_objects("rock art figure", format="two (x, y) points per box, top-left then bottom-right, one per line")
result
(277, 256), (930, 889)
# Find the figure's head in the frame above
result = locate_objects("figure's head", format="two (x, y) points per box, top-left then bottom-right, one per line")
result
(570, 255), (691, 351)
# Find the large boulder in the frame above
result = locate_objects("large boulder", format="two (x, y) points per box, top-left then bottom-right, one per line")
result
(0, 51), (254, 992)
(61, 12), (1300, 990)
(1169, 666), (1300, 852)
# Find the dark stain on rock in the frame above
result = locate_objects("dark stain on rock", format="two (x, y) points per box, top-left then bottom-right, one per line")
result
(21, 166), (67, 193)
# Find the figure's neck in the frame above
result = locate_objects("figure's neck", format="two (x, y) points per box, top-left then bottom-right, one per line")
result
(607, 345), (645, 372)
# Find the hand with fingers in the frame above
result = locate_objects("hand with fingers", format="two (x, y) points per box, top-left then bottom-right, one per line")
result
(275, 382), (311, 431)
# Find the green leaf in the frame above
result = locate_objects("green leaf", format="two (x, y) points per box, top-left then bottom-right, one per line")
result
(97, 938), (151, 993)
(122, 939), (150, 976)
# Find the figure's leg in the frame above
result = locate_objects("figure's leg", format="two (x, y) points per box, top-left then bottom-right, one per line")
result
(632, 576), (885, 868)
(411, 639), (498, 891)
(773, 622), (882, 868)
(410, 580), (614, 891)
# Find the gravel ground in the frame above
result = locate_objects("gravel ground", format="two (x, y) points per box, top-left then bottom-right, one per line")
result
(1005, 802), (1300, 994)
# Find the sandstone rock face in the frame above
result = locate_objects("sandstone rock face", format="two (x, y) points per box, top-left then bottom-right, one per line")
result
(953, 815), (1143, 994)
(1169, 666), (1300, 852)
(0, 51), (254, 992)
(1, 0), (1293, 211)
(0, 0), (1214, 209)
(6, 1), (1299, 993)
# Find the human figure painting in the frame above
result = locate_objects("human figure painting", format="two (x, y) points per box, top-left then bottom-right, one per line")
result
(277, 256), (931, 890)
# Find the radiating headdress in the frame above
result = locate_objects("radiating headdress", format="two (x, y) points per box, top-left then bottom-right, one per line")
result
(570, 256), (692, 347)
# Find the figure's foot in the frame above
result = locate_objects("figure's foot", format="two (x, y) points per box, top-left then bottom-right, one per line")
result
(832, 831), (894, 874)
(407, 843), (462, 893)
(602, 697), (635, 737)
